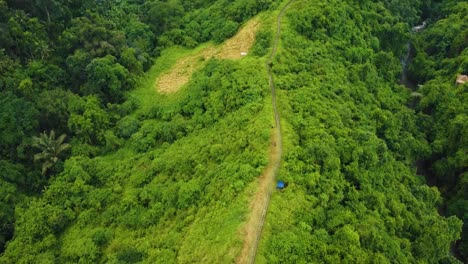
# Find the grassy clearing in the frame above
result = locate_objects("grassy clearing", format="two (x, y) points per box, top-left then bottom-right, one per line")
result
(217, 18), (260, 59)
(155, 46), (217, 94)
(130, 45), (212, 113)
(155, 17), (261, 95)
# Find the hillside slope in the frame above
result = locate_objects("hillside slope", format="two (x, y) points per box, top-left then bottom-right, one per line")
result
(0, 0), (465, 263)
(1, 18), (274, 264)
(257, 0), (463, 263)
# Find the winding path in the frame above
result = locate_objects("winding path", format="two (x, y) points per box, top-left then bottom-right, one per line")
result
(237, 1), (292, 263)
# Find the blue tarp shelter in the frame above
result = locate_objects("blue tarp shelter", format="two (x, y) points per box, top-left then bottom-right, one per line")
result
(277, 181), (285, 189)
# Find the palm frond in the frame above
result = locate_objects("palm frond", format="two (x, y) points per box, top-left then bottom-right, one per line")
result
(49, 130), (56, 141)
(56, 133), (67, 145)
(34, 152), (48, 161)
(57, 143), (71, 154)
(42, 161), (54, 175)
(32, 130), (70, 175)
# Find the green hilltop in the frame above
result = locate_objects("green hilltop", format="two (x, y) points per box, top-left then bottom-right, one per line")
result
(0, 0), (466, 263)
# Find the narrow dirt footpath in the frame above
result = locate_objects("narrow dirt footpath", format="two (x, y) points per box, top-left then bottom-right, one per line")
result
(236, 1), (293, 264)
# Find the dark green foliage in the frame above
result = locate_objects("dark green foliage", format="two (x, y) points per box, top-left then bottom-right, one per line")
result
(155, 0), (276, 48)
(68, 96), (110, 145)
(83, 55), (132, 104)
(212, 20), (239, 43)
(117, 247), (144, 263)
(32, 130), (70, 175)
(143, 0), (184, 36)
(23, 61), (66, 92)
(59, 12), (126, 58)
(0, 160), (24, 252)
(116, 116), (140, 139)
(226, 0), (275, 22)
(35, 89), (76, 133)
(381, 0), (427, 24)
(0, 179), (16, 251)
(251, 28), (272, 57)
(0, 0), (273, 259)
(0, 92), (38, 160)
(120, 48), (144, 74)
(408, 1), (468, 260)
(409, 2), (468, 82)
(92, 228), (112, 247)
(4, 10), (49, 61)
(258, 0), (463, 262)
(0, 0), (465, 262)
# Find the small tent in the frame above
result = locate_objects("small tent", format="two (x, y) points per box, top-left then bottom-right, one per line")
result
(277, 181), (285, 189)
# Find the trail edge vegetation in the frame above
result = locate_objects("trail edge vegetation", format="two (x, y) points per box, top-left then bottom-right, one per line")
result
(240, 1), (293, 264)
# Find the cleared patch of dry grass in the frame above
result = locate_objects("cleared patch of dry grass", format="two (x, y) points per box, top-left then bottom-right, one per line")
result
(156, 18), (260, 94)
(156, 47), (217, 94)
(218, 18), (260, 60)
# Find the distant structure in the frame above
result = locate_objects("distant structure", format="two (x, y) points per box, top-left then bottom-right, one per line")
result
(456, 74), (468, 85)
(241, 52), (248, 56)
(412, 21), (427, 32)
(277, 181), (285, 190)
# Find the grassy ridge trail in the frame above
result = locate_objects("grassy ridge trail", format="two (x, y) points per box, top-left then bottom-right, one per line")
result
(237, 1), (293, 263)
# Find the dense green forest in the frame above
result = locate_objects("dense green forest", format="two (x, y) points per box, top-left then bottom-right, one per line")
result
(257, 0), (467, 263)
(0, 0), (466, 263)
(409, 1), (468, 260)
(258, 0), (468, 263)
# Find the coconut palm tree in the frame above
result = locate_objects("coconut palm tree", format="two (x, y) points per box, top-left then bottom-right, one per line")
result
(32, 130), (70, 175)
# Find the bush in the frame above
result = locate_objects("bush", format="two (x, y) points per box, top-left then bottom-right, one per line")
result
(117, 116), (140, 139)
(251, 29), (272, 56)
(212, 20), (239, 43)
(117, 247), (144, 263)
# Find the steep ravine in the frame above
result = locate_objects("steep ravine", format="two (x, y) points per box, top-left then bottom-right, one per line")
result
(401, 28), (464, 262)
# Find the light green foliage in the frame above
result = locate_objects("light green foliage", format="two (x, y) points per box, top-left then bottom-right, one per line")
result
(0, 0), (274, 260)
(1, 55), (271, 262)
(0, 0), (465, 262)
